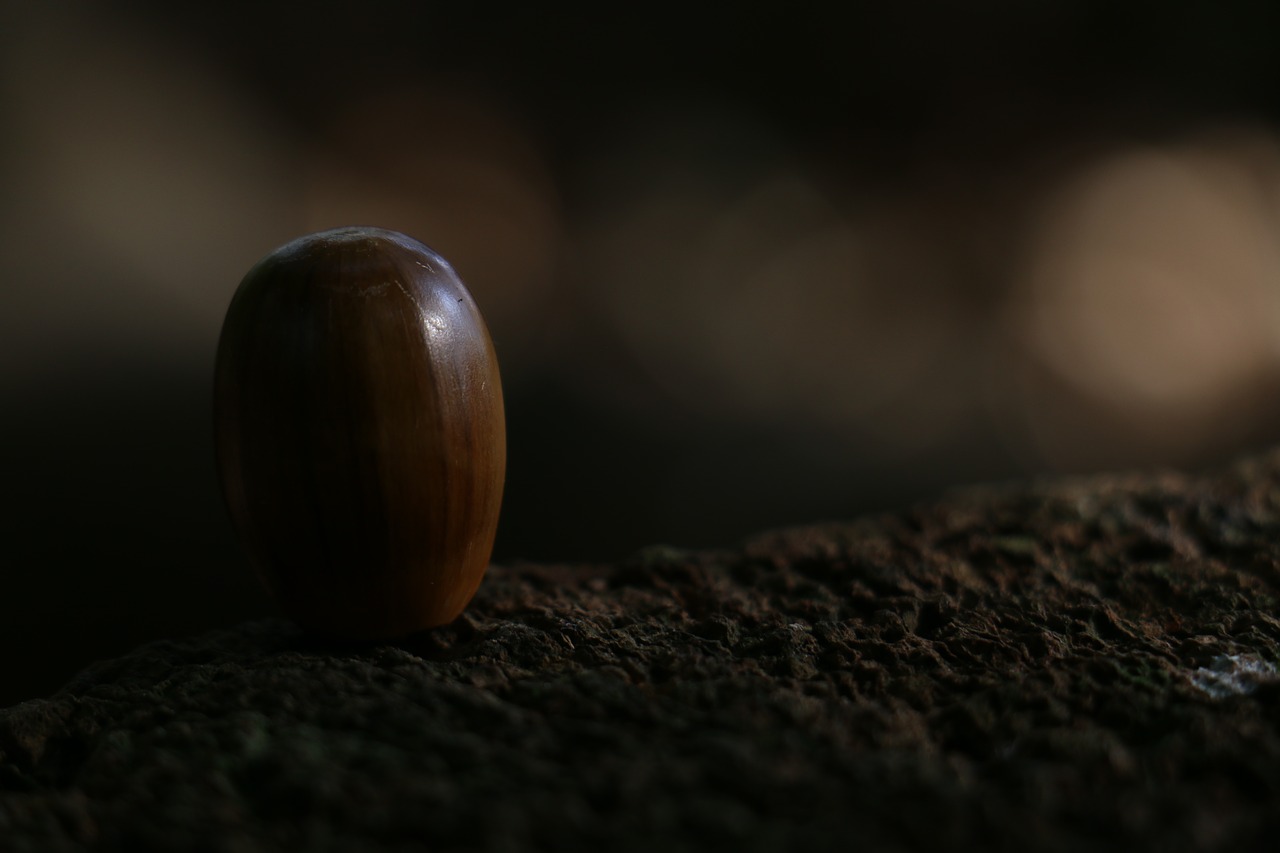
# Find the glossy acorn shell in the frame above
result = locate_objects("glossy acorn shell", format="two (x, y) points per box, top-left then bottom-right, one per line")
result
(214, 227), (505, 640)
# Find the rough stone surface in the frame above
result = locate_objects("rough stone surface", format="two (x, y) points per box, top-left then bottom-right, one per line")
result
(6, 454), (1280, 851)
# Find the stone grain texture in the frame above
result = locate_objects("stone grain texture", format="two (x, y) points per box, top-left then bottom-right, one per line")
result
(7, 454), (1280, 851)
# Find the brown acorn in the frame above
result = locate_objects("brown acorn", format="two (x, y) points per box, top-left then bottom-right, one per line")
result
(214, 227), (505, 640)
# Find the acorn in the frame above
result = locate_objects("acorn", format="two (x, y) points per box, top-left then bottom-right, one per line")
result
(214, 227), (505, 640)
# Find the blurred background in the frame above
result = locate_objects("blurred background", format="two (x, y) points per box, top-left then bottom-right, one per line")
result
(6, 1), (1280, 704)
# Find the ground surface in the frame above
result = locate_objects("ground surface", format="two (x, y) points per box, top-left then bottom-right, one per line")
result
(5, 454), (1280, 851)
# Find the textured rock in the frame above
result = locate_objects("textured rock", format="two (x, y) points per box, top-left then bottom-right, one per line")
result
(6, 453), (1280, 851)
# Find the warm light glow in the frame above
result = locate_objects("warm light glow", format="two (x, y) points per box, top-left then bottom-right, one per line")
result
(0, 12), (299, 379)
(1004, 127), (1280, 463)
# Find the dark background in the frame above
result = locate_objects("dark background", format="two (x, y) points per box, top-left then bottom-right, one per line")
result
(6, 1), (1280, 705)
